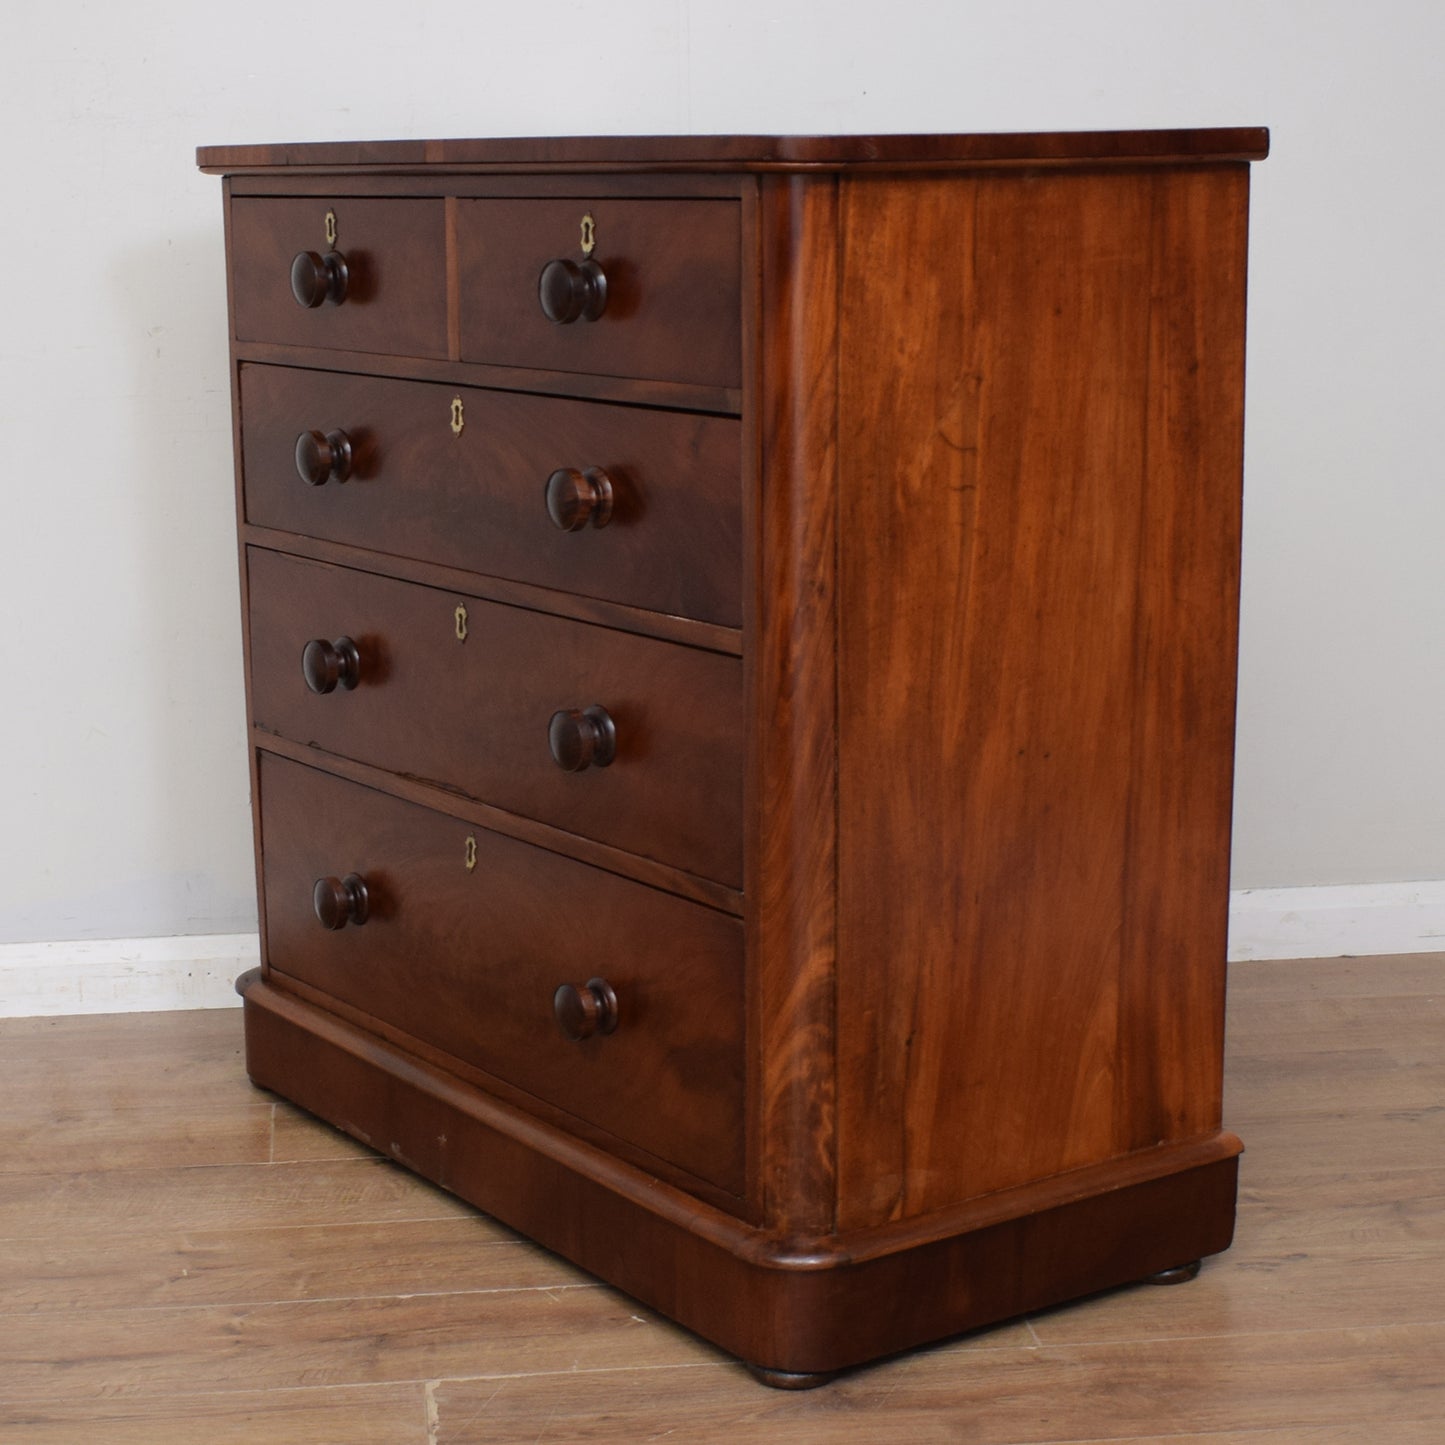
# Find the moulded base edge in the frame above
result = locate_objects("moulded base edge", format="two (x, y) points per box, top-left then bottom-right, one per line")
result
(237, 968), (1241, 1378)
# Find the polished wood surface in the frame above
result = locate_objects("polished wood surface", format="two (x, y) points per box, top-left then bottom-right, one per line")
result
(231, 338), (744, 415)
(833, 165), (1249, 1225)
(198, 127), (1271, 173)
(456, 198), (743, 387)
(259, 753), (745, 1192)
(255, 730), (744, 916)
(2, 953), (1438, 1439)
(239, 363), (743, 625)
(237, 966), (1238, 1375)
(206, 132), (1263, 1379)
(230, 197), (448, 357)
(245, 524), (744, 656)
(748, 173), (841, 1235)
(247, 547), (744, 886)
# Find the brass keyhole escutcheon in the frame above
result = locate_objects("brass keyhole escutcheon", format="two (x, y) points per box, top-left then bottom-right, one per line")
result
(450, 397), (465, 437)
(454, 602), (468, 642)
(464, 835), (477, 872)
(324, 209), (338, 246)
(580, 213), (596, 256)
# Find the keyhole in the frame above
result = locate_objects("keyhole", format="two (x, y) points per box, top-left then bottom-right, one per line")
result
(580, 213), (596, 256)
(324, 209), (337, 246)
(450, 397), (465, 437)
(454, 602), (468, 642)
(464, 835), (477, 872)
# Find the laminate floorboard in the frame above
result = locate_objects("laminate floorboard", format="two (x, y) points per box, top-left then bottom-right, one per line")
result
(0, 953), (1440, 1442)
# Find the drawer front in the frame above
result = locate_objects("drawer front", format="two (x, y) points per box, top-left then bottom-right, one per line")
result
(259, 754), (744, 1192)
(457, 199), (742, 388)
(230, 198), (447, 358)
(248, 549), (743, 887)
(240, 364), (742, 626)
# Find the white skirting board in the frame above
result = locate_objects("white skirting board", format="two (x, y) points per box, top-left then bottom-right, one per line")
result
(0, 934), (258, 1018)
(1226, 881), (1445, 962)
(3, 885), (1445, 1017)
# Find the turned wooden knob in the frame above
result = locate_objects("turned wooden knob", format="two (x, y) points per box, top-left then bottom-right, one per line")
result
(538, 258), (607, 324)
(545, 467), (614, 531)
(553, 978), (619, 1040)
(313, 873), (370, 929)
(548, 706), (616, 771)
(302, 636), (362, 694)
(294, 429), (354, 486)
(291, 249), (350, 308)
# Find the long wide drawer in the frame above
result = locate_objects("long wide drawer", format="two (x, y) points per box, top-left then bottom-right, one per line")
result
(258, 753), (744, 1193)
(240, 364), (742, 626)
(247, 548), (744, 888)
(457, 198), (742, 388)
(230, 197), (448, 358)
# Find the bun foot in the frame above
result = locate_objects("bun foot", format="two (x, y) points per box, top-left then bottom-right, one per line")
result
(746, 1364), (839, 1390)
(1147, 1259), (1202, 1285)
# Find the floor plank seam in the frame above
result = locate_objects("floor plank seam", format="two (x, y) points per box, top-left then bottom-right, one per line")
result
(1024, 1315), (1445, 1350)
(0, 1153), (396, 1187)
(0, 1281), (606, 1321)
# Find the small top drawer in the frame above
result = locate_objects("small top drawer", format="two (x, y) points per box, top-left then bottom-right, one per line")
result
(230, 197), (448, 358)
(457, 199), (742, 388)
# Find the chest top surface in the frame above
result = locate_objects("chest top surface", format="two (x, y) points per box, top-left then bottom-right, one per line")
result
(197, 127), (1269, 174)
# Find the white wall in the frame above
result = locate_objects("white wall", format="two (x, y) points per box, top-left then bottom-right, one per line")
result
(1, 0), (1441, 948)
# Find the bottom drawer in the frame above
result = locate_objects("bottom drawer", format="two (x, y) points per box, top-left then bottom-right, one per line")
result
(258, 753), (744, 1194)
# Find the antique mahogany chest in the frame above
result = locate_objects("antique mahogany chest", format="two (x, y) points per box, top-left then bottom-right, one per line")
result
(198, 129), (1268, 1383)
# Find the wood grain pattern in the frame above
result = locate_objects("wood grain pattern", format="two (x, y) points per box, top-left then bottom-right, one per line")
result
(4, 1387), (429, 1445)
(204, 135), (1266, 1381)
(1, 951), (1441, 1439)
(246, 547), (744, 887)
(255, 730), (744, 916)
(258, 753), (745, 1193)
(1114, 164), (1250, 1153)
(239, 363), (743, 625)
(0, 1217), (572, 1315)
(430, 1323), (1445, 1442)
(243, 523), (743, 657)
(230, 198), (447, 358)
(0, 1289), (713, 1405)
(236, 966), (1239, 1376)
(456, 198), (742, 388)
(197, 128), (1271, 174)
(747, 173), (840, 1235)
(231, 339), (744, 416)
(833, 166), (1250, 1225)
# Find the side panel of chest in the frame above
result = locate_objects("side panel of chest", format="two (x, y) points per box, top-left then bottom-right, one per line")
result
(833, 165), (1249, 1228)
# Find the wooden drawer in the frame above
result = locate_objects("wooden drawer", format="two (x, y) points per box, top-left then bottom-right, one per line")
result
(247, 548), (743, 887)
(258, 753), (744, 1193)
(230, 198), (447, 358)
(457, 199), (742, 388)
(239, 364), (742, 626)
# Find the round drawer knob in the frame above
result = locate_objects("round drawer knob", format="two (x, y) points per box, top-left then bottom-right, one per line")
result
(538, 258), (607, 324)
(313, 873), (370, 930)
(302, 636), (362, 694)
(548, 705), (616, 771)
(553, 977), (619, 1041)
(294, 429), (354, 486)
(290, 249), (350, 308)
(545, 467), (614, 531)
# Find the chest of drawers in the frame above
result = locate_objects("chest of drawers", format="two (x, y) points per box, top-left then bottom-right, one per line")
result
(199, 129), (1268, 1383)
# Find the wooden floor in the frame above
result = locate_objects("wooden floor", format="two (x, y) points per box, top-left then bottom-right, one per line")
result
(0, 954), (1441, 1442)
